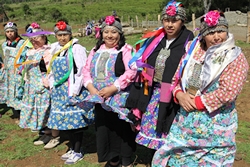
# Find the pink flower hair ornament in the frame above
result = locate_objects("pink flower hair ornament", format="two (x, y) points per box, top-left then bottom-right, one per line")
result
(204, 10), (221, 27)
(105, 16), (115, 25)
(166, 5), (177, 16)
(56, 21), (67, 30)
(31, 22), (40, 29)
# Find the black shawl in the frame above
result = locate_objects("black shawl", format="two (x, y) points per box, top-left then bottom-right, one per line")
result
(126, 26), (194, 133)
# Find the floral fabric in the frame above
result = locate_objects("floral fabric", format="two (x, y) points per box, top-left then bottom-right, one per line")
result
(135, 86), (167, 149)
(152, 83), (237, 167)
(47, 55), (94, 130)
(19, 48), (51, 130)
(1, 40), (25, 108)
(152, 37), (249, 167)
(81, 47), (133, 123)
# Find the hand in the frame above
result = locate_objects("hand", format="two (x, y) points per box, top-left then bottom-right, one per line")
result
(176, 91), (196, 112)
(99, 85), (118, 99)
(42, 77), (49, 88)
(87, 83), (99, 95)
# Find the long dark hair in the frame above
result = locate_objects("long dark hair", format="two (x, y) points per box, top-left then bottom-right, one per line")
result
(94, 18), (125, 52)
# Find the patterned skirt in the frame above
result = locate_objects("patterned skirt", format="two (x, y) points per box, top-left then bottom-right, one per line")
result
(47, 82), (95, 130)
(0, 68), (6, 104)
(81, 91), (132, 123)
(135, 87), (167, 150)
(152, 107), (237, 167)
(19, 84), (51, 131)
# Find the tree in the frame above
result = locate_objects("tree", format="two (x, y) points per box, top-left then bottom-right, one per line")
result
(203, 0), (212, 13)
(22, 4), (31, 15)
(50, 8), (62, 21)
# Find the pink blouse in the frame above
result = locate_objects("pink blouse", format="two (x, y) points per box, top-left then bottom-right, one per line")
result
(83, 43), (136, 91)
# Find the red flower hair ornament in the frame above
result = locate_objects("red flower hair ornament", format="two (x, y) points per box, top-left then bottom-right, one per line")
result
(56, 21), (67, 30)
(204, 10), (220, 27)
(105, 16), (115, 25)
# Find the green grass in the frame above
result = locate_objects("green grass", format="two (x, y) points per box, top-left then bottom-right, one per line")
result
(236, 121), (250, 163)
(5, 0), (163, 26)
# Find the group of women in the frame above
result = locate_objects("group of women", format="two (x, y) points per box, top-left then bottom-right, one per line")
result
(0, 0), (249, 166)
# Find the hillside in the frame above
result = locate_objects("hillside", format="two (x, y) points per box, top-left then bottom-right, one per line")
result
(3, 0), (163, 26)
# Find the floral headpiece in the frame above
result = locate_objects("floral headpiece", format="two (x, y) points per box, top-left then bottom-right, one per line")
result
(101, 15), (122, 33)
(54, 21), (72, 35)
(166, 2), (178, 16)
(31, 22), (40, 29)
(204, 10), (220, 27)
(26, 22), (41, 33)
(56, 21), (67, 30)
(22, 22), (54, 37)
(161, 0), (186, 21)
(4, 22), (18, 32)
(200, 10), (228, 37)
(105, 16), (115, 25)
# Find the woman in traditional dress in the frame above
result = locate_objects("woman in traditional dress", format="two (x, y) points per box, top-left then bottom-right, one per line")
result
(18, 22), (53, 135)
(82, 16), (137, 167)
(45, 20), (95, 165)
(125, 0), (194, 158)
(1, 22), (25, 118)
(152, 10), (249, 167)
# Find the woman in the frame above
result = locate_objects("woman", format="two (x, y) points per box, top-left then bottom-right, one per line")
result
(18, 22), (53, 134)
(125, 0), (194, 152)
(46, 20), (95, 165)
(152, 10), (249, 167)
(82, 16), (137, 167)
(1, 22), (25, 118)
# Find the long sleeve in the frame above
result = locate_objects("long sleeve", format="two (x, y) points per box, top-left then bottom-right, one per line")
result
(114, 44), (137, 90)
(201, 53), (249, 113)
(82, 48), (95, 88)
(72, 44), (87, 95)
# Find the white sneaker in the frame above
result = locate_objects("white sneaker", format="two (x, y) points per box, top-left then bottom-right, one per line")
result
(43, 136), (60, 150)
(64, 152), (83, 164)
(61, 149), (74, 160)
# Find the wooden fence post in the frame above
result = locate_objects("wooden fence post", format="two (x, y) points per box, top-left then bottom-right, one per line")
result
(136, 15), (139, 28)
(158, 14), (161, 27)
(246, 11), (250, 43)
(192, 13), (196, 35)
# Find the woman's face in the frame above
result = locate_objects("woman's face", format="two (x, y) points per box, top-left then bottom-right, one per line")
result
(56, 34), (71, 46)
(5, 30), (16, 41)
(203, 30), (228, 49)
(30, 35), (46, 49)
(102, 28), (120, 49)
(162, 18), (184, 40)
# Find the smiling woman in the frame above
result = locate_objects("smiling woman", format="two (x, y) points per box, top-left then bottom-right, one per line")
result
(81, 15), (137, 167)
